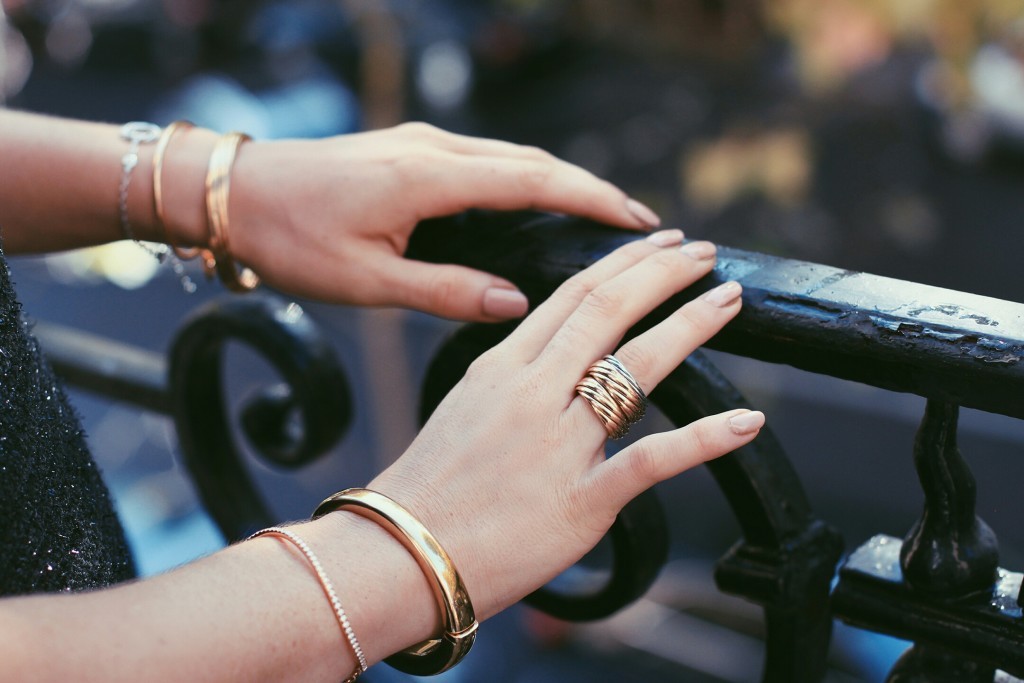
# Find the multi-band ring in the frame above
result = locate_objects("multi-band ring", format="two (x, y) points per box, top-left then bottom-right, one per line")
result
(575, 354), (648, 439)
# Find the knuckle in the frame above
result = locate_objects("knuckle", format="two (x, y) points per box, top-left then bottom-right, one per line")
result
(626, 440), (660, 486)
(517, 160), (554, 193)
(619, 238), (659, 259)
(392, 153), (424, 178)
(464, 347), (501, 380)
(397, 121), (441, 138)
(393, 149), (444, 180)
(688, 420), (715, 456)
(672, 306), (710, 338)
(557, 272), (601, 301)
(423, 271), (460, 313)
(614, 343), (655, 382)
(521, 144), (553, 161)
(647, 246), (685, 272)
(581, 285), (624, 318)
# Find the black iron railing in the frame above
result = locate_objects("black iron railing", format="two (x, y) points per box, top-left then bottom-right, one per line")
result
(37, 211), (1024, 682)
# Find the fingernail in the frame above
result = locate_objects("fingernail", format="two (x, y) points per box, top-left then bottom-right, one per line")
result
(645, 229), (684, 247)
(729, 410), (765, 435)
(680, 240), (717, 260)
(625, 198), (661, 228)
(483, 287), (529, 319)
(700, 281), (742, 307)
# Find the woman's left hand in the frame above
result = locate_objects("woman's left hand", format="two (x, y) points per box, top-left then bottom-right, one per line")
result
(221, 123), (660, 321)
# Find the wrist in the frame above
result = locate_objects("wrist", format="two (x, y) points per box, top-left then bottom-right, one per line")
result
(300, 508), (441, 667)
(148, 125), (219, 249)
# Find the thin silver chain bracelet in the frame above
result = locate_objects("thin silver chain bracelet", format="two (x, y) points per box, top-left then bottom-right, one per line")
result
(118, 121), (197, 293)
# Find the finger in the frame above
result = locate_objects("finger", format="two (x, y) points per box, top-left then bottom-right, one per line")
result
(379, 259), (530, 322)
(398, 123), (554, 161)
(565, 279), (741, 439)
(584, 409), (766, 513)
(607, 280), (743, 394)
(500, 230), (688, 360)
(538, 242), (720, 379)
(409, 153), (660, 231)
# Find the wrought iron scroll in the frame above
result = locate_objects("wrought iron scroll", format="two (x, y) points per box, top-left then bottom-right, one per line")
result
(168, 296), (351, 541)
(39, 296), (353, 543)
(655, 353), (842, 683)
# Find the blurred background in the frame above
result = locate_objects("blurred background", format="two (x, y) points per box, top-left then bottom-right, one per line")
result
(3, 1), (1024, 681)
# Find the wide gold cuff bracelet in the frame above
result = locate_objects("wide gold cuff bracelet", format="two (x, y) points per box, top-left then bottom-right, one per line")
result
(312, 488), (478, 676)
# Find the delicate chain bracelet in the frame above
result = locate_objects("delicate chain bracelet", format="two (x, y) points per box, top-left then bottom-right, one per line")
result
(248, 526), (367, 682)
(118, 121), (197, 293)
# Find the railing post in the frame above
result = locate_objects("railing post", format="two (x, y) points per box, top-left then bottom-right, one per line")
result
(887, 400), (1000, 681)
(900, 400), (999, 596)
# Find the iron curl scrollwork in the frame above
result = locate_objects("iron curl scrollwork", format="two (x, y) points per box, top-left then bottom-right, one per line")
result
(168, 295), (352, 541)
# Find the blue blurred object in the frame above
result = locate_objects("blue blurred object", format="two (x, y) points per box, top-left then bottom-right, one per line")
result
(151, 69), (359, 138)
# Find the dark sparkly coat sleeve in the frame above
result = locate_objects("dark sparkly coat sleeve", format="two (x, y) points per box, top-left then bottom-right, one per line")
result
(0, 246), (135, 595)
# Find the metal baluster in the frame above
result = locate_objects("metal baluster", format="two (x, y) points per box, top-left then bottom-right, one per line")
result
(887, 400), (1000, 682)
(900, 400), (999, 595)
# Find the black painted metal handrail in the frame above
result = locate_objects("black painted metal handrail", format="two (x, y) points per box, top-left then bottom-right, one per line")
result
(407, 210), (1024, 681)
(408, 210), (1024, 419)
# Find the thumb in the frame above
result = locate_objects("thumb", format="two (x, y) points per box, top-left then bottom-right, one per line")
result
(385, 259), (530, 322)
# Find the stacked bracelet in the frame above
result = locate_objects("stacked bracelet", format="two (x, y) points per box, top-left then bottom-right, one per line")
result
(313, 488), (479, 677)
(118, 121), (196, 293)
(204, 131), (260, 292)
(118, 121), (265, 294)
(247, 526), (367, 683)
(152, 120), (215, 271)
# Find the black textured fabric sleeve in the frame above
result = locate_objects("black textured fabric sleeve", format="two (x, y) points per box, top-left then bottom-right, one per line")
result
(0, 245), (135, 596)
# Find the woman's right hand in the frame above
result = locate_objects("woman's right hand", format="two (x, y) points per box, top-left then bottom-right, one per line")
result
(364, 230), (764, 622)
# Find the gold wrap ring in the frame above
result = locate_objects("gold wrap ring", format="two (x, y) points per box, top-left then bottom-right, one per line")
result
(575, 354), (648, 439)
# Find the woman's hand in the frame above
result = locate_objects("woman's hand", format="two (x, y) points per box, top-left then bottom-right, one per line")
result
(222, 123), (661, 321)
(364, 231), (764, 620)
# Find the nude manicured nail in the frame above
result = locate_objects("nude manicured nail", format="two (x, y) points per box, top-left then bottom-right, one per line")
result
(700, 281), (742, 307)
(625, 198), (661, 228)
(646, 229), (684, 247)
(483, 288), (529, 319)
(729, 410), (765, 435)
(680, 240), (716, 260)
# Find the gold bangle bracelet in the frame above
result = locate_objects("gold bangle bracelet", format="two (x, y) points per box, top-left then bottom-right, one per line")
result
(313, 488), (478, 676)
(205, 131), (260, 292)
(152, 120), (213, 264)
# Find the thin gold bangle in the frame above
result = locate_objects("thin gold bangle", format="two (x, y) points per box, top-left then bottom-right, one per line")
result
(313, 488), (479, 676)
(152, 120), (212, 264)
(205, 131), (260, 292)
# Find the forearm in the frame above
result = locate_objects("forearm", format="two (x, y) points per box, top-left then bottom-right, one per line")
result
(0, 512), (439, 683)
(0, 109), (213, 254)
